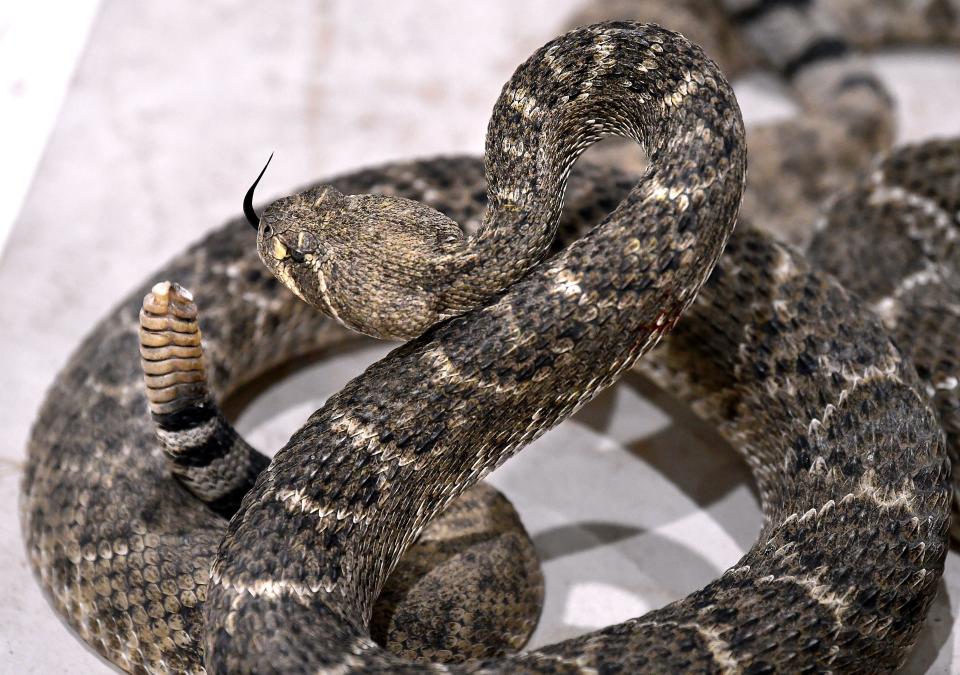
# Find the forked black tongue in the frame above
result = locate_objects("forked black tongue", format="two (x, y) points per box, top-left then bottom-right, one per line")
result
(243, 153), (274, 231)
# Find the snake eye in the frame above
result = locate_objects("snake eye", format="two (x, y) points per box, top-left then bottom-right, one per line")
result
(297, 231), (319, 252)
(262, 224), (273, 238)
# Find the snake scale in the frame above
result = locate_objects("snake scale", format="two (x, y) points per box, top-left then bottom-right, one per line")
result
(18, 6), (960, 675)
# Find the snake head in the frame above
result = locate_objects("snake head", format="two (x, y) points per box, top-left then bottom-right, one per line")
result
(257, 185), (465, 341)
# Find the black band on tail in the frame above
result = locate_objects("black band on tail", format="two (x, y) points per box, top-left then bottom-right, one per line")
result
(243, 153), (274, 231)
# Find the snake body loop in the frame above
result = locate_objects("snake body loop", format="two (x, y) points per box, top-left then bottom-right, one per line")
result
(19, 16), (954, 675)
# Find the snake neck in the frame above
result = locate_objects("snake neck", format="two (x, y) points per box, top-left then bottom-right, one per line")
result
(435, 22), (746, 316)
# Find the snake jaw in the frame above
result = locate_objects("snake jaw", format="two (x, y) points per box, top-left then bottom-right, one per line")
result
(273, 258), (309, 303)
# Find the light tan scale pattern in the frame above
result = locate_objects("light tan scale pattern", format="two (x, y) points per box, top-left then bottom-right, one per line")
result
(808, 138), (960, 538)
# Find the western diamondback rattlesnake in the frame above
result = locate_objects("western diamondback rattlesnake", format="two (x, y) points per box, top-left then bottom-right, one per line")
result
(20, 12), (959, 675)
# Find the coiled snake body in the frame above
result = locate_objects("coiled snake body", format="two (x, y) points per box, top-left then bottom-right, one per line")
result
(19, 18), (958, 675)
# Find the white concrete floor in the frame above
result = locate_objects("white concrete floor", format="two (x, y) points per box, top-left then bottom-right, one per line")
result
(1, 2), (959, 672)
(0, 0), (100, 253)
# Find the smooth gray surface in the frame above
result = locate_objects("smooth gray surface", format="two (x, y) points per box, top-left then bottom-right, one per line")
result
(2, 2), (959, 672)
